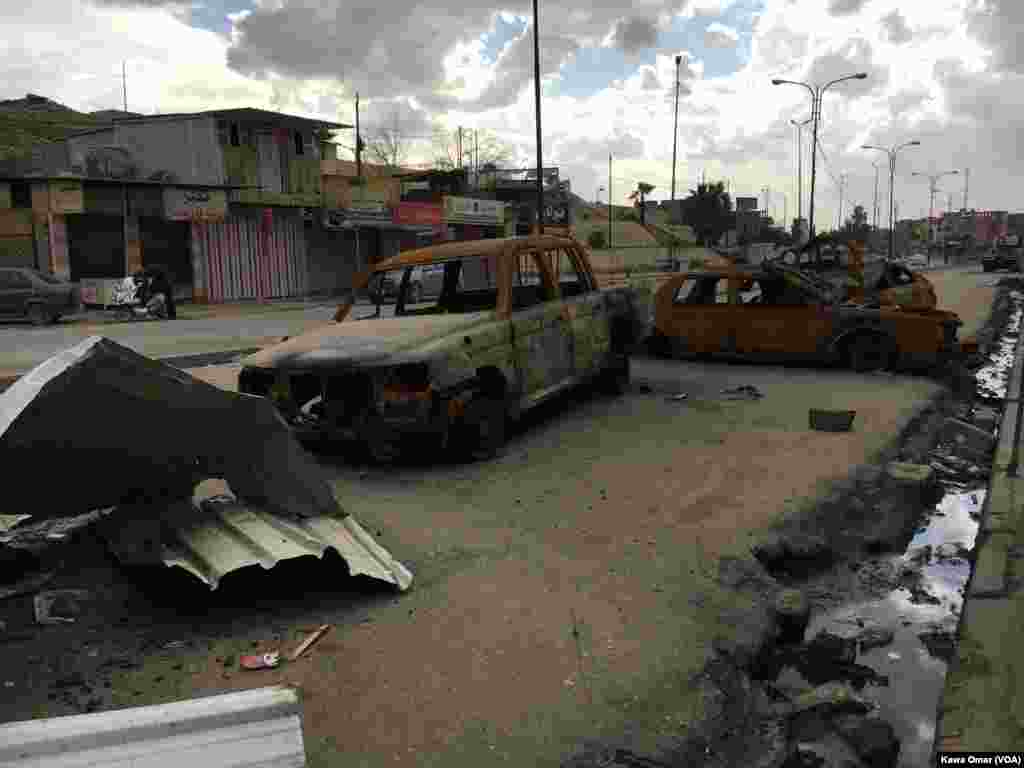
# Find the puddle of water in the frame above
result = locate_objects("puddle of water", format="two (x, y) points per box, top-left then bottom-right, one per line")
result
(804, 489), (983, 767)
(975, 291), (1022, 401)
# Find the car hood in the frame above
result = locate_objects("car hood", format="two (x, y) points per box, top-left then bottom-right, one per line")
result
(241, 311), (496, 370)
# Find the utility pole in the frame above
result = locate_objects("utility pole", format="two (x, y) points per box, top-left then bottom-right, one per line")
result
(122, 61), (127, 112)
(531, 0), (544, 234)
(608, 154), (612, 248)
(474, 129), (479, 190)
(837, 174), (847, 231)
(790, 117), (811, 222)
(671, 55), (682, 202)
(872, 163), (879, 231)
(963, 167), (969, 211)
(355, 92), (362, 179)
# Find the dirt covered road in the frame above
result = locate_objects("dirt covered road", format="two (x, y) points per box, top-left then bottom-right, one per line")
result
(0, 265), (995, 767)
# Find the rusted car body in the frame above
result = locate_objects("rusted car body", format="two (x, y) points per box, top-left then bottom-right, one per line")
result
(650, 264), (968, 372)
(238, 235), (647, 460)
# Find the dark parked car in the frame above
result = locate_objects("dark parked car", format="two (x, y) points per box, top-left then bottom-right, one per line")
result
(0, 268), (77, 325)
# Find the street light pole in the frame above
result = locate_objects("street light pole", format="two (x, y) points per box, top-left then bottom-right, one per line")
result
(790, 117), (811, 224)
(872, 162), (879, 231)
(671, 55), (682, 202)
(863, 140), (921, 261)
(531, 0), (544, 235)
(773, 72), (868, 241)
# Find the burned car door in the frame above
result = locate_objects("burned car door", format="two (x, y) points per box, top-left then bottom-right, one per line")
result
(551, 246), (611, 378)
(662, 275), (736, 356)
(510, 250), (574, 402)
(734, 275), (834, 360)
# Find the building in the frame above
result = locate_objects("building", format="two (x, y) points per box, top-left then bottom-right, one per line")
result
(478, 167), (568, 235)
(7, 107), (349, 303)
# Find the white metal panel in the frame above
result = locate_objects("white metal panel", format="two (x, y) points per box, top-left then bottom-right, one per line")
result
(0, 685), (306, 767)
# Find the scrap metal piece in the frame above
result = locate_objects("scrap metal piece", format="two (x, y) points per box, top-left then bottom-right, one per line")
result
(289, 625), (330, 661)
(100, 496), (413, 591)
(0, 685), (306, 767)
(241, 652), (281, 670)
(0, 336), (343, 522)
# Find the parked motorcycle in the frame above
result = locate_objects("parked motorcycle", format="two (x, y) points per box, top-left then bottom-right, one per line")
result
(110, 275), (168, 322)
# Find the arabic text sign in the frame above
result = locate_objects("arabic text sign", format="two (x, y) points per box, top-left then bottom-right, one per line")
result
(164, 188), (228, 223)
(443, 196), (505, 225)
(394, 202), (443, 227)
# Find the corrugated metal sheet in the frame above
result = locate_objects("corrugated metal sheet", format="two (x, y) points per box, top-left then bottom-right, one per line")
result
(102, 495), (413, 591)
(202, 215), (307, 303)
(0, 685), (307, 767)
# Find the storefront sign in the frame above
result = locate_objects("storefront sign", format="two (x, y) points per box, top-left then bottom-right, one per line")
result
(323, 208), (393, 230)
(164, 187), (228, 223)
(49, 180), (83, 214)
(394, 202), (443, 227)
(442, 196), (505, 226)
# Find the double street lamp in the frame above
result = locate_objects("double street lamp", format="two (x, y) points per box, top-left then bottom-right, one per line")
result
(772, 72), (867, 240)
(911, 170), (959, 243)
(862, 140), (921, 261)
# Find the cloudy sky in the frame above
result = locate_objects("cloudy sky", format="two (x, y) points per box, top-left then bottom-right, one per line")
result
(2, 0), (1019, 228)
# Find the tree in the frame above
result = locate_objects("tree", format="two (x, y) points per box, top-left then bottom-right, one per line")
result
(843, 204), (869, 239)
(432, 125), (512, 173)
(629, 182), (655, 226)
(365, 108), (411, 171)
(681, 181), (734, 246)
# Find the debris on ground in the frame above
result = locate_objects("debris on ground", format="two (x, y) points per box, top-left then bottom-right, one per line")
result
(0, 570), (55, 600)
(0, 336), (414, 593)
(241, 652), (281, 670)
(721, 384), (764, 400)
(34, 589), (90, 625)
(809, 409), (856, 432)
(289, 624), (331, 661)
(667, 393), (689, 402)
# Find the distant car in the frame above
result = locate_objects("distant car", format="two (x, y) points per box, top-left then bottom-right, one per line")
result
(0, 267), (77, 325)
(982, 235), (1021, 272)
(906, 253), (928, 269)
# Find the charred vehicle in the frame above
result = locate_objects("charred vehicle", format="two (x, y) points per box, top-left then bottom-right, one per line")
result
(649, 263), (972, 372)
(238, 235), (648, 461)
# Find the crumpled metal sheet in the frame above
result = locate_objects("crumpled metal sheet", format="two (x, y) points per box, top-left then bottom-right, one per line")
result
(0, 336), (342, 522)
(100, 496), (413, 591)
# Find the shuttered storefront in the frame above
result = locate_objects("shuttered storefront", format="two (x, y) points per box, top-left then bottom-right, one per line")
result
(66, 213), (124, 280)
(198, 211), (308, 302)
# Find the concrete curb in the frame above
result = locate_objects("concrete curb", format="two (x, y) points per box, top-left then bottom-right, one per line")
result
(936, 295), (1024, 752)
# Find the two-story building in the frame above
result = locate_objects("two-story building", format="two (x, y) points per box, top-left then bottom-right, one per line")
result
(5, 107), (349, 303)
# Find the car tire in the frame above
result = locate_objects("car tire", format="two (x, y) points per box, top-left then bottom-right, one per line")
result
(26, 304), (48, 327)
(463, 397), (507, 462)
(599, 353), (631, 396)
(846, 334), (891, 373)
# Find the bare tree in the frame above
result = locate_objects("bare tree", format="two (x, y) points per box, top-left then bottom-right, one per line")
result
(431, 124), (512, 172)
(365, 108), (410, 171)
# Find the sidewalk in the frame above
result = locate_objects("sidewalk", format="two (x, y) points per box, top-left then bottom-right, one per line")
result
(67, 296), (345, 326)
(935, 326), (1024, 752)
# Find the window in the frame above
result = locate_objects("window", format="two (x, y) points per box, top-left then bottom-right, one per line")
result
(294, 130), (305, 155)
(673, 279), (700, 304)
(512, 252), (548, 310)
(380, 256), (501, 317)
(551, 249), (591, 298)
(676, 277), (720, 305)
(229, 123), (240, 147)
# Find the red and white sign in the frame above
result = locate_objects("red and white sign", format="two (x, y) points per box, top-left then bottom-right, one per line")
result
(393, 202), (443, 227)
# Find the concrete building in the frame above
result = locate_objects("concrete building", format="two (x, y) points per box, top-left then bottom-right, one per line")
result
(7, 108), (349, 303)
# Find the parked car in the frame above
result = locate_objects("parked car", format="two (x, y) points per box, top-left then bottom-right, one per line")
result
(238, 235), (648, 462)
(649, 264), (970, 372)
(0, 267), (77, 325)
(906, 252), (928, 269)
(982, 235), (1021, 272)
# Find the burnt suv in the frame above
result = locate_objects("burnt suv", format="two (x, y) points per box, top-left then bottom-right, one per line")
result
(0, 268), (77, 325)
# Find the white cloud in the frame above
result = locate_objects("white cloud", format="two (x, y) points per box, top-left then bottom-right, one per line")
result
(704, 22), (740, 49)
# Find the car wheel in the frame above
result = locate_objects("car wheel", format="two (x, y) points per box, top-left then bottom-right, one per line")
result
(846, 334), (891, 373)
(26, 304), (48, 327)
(599, 353), (631, 396)
(463, 397), (507, 461)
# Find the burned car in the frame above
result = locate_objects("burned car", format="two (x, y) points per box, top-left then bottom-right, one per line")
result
(649, 263), (971, 372)
(238, 235), (647, 461)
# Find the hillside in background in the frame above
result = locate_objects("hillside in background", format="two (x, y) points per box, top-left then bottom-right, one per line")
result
(0, 94), (141, 163)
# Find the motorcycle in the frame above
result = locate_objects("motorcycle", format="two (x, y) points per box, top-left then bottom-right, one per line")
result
(110, 275), (168, 322)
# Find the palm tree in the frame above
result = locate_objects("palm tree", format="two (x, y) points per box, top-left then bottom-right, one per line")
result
(681, 181), (733, 246)
(629, 182), (656, 225)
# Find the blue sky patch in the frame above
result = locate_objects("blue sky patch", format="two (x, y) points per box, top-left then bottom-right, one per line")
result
(480, 14), (528, 64)
(188, 0), (254, 37)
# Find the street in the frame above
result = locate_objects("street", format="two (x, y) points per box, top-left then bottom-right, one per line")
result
(0, 265), (998, 766)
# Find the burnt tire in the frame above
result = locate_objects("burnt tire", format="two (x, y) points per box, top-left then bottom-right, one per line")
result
(27, 304), (48, 327)
(462, 397), (507, 462)
(599, 353), (631, 396)
(846, 334), (892, 373)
